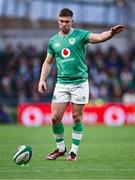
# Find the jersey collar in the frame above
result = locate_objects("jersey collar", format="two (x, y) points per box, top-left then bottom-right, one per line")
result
(59, 28), (74, 37)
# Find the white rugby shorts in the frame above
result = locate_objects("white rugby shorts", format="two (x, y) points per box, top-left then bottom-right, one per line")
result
(52, 80), (89, 104)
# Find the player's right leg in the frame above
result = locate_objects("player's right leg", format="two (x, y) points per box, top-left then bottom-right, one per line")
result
(46, 102), (68, 160)
(46, 83), (70, 160)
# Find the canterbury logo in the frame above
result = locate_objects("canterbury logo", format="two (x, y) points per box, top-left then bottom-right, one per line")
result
(61, 48), (70, 58)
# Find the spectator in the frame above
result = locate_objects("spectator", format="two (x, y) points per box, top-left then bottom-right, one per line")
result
(0, 43), (135, 105)
(0, 104), (10, 123)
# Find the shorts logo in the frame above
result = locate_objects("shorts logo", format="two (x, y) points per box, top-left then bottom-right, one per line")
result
(61, 48), (70, 58)
(81, 96), (86, 101)
(69, 38), (75, 45)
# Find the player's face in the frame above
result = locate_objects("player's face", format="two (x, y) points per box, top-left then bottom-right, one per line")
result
(58, 16), (73, 35)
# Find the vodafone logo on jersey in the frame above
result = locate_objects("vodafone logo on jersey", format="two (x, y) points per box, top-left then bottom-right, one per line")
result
(61, 48), (70, 58)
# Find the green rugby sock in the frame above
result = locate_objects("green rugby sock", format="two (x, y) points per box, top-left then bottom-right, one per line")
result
(52, 122), (65, 152)
(70, 122), (83, 154)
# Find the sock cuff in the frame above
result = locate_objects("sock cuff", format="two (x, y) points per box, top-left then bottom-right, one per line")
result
(72, 122), (83, 133)
(52, 122), (64, 134)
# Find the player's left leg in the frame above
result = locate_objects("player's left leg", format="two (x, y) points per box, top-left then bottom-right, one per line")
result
(67, 104), (85, 161)
(67, 80), (89, 161)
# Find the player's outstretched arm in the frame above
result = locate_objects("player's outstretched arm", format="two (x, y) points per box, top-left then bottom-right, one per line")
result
(38, 54), (53, 95)
(89, 24), (125, 44)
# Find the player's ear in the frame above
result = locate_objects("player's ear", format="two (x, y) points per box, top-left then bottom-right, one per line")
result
(71, 19), (74, 24)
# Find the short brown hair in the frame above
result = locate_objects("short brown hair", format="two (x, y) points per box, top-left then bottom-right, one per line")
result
(59, 8), (73, 17)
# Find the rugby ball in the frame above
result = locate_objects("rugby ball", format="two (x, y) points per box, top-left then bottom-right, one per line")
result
(13, 145), (32, 165)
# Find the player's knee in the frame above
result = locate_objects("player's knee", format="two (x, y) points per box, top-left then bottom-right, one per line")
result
(51, 113), (61, 124)
(72, 112), (82, 123)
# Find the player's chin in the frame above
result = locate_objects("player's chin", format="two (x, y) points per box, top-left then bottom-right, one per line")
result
(61, 28), (69, 34)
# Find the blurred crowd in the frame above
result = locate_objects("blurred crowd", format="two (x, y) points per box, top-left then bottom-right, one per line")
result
(0, 43), (135, 106)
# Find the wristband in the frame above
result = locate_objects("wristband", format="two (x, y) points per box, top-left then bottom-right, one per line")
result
(110, 28), (115, 36)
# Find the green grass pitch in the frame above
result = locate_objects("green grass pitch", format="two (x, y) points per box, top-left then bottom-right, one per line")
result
(0, 125), (135, 179)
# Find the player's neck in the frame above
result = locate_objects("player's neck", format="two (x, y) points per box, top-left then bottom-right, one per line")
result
(59, 28), (74, 36)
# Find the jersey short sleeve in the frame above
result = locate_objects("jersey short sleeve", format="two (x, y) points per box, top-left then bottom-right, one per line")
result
(79, 29), (90, 44)
(47, 40), (55, 57)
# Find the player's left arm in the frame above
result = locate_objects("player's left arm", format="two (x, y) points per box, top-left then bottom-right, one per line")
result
(89, 25), (125, 44)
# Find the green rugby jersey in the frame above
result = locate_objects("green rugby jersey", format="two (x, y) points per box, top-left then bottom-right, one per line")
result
(47, 28), (90, 84)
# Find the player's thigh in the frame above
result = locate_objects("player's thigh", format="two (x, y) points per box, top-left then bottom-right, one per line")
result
(71, 81), (89, 104)
(72, 103), (85, 123)
(52, 83), (70, 103)
(51, 102), (69, 122)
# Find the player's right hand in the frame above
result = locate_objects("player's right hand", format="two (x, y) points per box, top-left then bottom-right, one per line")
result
(38, 80), (47, 95)
(111, 25), (125, 35)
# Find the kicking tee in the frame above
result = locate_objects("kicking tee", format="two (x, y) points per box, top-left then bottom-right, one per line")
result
(47, 28), (90, 84)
